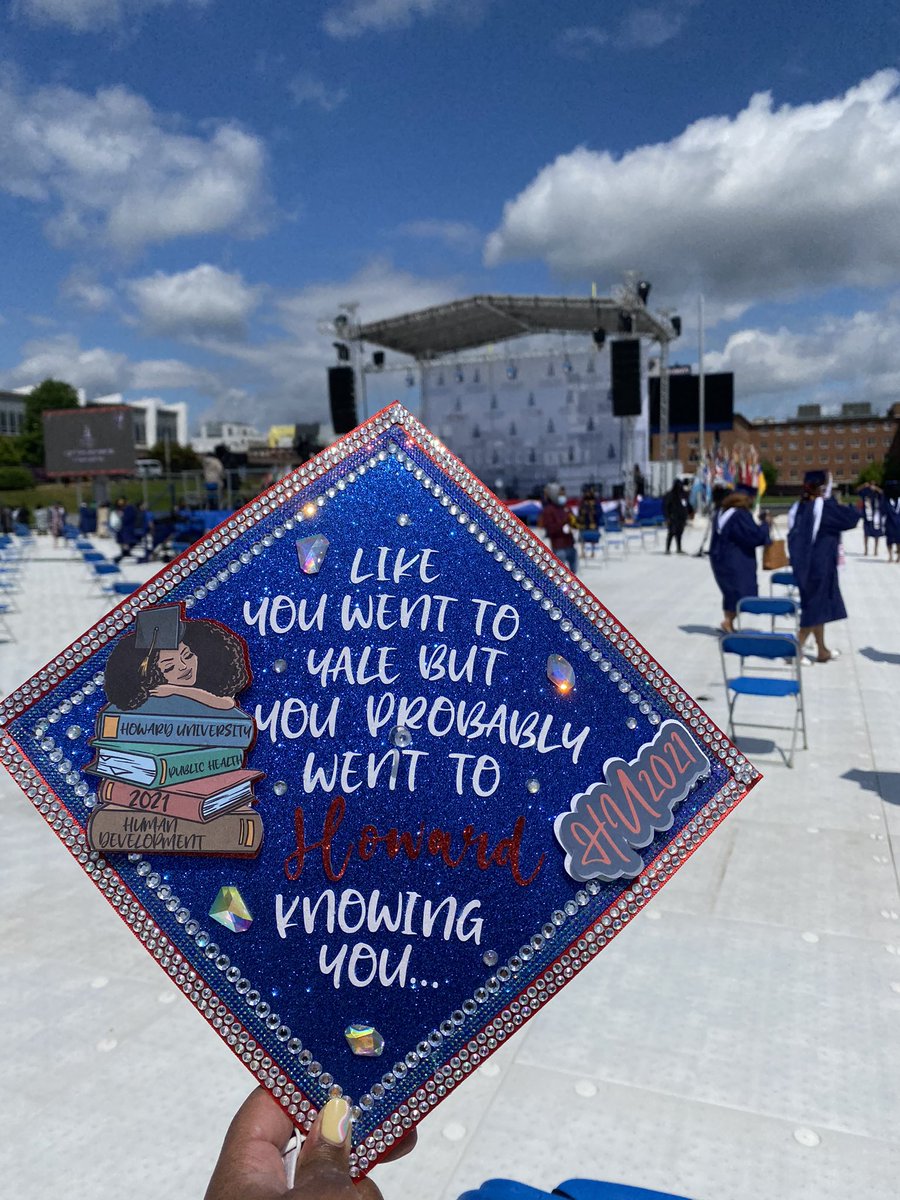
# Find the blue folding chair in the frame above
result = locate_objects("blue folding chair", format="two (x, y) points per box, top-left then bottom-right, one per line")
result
(557, 1182), (693, 1200)
(736, 595), (799, 633)
(579, 530), (603, 561)
(0, 600), (15, 641)
(720, 632), (807, 767)
(769, 568), (796, 597)
(106, 580), (138, 597)
(90, 561), (124, 592)
(623, 522), (644, 553)
(603, 512), (626, 556)
(458, 1180), (693, 1199)
(638, 517), (661, 549)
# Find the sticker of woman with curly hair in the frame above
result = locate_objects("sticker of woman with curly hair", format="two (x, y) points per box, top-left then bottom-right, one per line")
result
(86, 605), (263, 857)
(103, 605), (251, 714)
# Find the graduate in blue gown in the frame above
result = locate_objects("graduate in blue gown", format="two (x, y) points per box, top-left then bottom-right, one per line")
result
(884, 480), (900, 564)
(709, 483), (772, 632)
(787, 470), (861, 661)
(857, 483), (886, 557)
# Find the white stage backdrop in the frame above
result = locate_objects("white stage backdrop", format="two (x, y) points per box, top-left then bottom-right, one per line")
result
(419, 342), (649, 498)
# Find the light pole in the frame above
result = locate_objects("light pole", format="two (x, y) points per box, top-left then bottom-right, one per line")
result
(698, 294), (706, 470)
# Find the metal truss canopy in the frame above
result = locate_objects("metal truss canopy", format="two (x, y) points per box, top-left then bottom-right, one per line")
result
(357, 294), (677, 359)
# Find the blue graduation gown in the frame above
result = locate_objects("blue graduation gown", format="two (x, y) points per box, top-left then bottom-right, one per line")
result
(787, 497), (861, 626)
(885, 498), (900, 547)
(709, 507), (770, 612)
(859, 486), (885, 538)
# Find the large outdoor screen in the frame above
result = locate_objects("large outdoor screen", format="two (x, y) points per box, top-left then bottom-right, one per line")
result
(649, 372), (734, 432)
(43, 407), (137, 476)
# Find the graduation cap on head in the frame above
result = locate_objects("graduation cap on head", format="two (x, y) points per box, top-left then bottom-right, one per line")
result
(134, 605), (184, 676)
(734, 483), (757, 498)
(134, 604), (184, 650)
(803, 470), (827, 488)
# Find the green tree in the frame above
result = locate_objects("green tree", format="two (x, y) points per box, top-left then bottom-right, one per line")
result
(854, 460), (885, 487)
(147, 440), (202, 472)
(0, 437), (23, 466)
(760, 460), (778, 492)
(18, 378), (81, 466)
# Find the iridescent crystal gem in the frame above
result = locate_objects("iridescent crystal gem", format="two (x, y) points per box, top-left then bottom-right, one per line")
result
(345, 1023), (384, 1057)
(273, 659), (287, 674)
(296, 535), (330, 575)
(546, 654), (575, 694)
(391, 725), (412, 748)
(209, 886), (253, 933)
(482, 949), (498, 967)
(273, 780), (288, 796)
(397, 513), (411, 527)
(526, 778), (540, 795)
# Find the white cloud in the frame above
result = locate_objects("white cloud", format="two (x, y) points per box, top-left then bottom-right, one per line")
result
(5, 333), (130, 397)
(398, 218), (482, 250)
(555, 27), (609, 60)
(197, 259), (461, 428)
(323, 0), (486, 38)
(619, 5), (688, 49)
(4, 262), (460, 434)
(129, 358), (222, 392)
(127, 264), (263, 338)
(0, 332), (223, 401)
(274, 257), (459, 335)
(486, 71), (900, 314)
(706, 299), (900, 415)
(288, 71), (348, 111)
(557, 4), (693, 58)
(60, 273), (114, 312)
(0, 70), (268, 253)
(12, 0), (208, 34)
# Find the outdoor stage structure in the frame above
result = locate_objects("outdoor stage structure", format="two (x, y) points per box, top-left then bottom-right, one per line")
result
(323, 283), (682, 499)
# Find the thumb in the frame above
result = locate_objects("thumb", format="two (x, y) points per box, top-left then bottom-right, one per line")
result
(291, 1096), (382, 1199)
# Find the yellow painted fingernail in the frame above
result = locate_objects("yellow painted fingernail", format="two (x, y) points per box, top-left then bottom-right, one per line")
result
(320, 1096), (352, 1147)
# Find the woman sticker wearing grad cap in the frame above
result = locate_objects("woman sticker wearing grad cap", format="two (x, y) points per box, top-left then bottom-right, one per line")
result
(104, 604), (251, 712)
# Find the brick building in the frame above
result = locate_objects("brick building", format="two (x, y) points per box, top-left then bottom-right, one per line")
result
(651, 401), (900, 485)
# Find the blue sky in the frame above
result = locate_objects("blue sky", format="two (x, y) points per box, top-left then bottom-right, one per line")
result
(1, 0), (900, 432)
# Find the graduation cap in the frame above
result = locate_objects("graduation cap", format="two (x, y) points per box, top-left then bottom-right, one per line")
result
(0, 403), (761, 1172)
(134, 605), (184, 676)
(134, 604), (184, 650)
(803, 470), (827, 488)
(734, 483), (757, 498)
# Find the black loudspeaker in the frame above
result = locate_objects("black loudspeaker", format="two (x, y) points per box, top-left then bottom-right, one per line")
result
(610, 339), (641, 417)
(328, 365), (357, 434)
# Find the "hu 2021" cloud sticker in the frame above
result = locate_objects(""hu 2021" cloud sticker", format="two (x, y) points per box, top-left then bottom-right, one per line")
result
(554, 720), (711, 882)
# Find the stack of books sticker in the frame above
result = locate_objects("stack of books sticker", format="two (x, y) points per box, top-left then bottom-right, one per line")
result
(86, 694), (263, 857)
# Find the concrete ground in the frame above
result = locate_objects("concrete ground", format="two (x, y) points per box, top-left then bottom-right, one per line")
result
(1, 518), (898, 1200)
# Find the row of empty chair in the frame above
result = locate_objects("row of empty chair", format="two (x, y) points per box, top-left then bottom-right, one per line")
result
(74, 538), (139, 600)
(0, 532), (32, 640)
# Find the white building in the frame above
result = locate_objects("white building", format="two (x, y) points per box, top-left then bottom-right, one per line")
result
(90, 394), (189, 449)
(192, 420), (263, 455)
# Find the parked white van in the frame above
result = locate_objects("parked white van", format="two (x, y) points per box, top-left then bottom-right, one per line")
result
(135, 458), (163, 478)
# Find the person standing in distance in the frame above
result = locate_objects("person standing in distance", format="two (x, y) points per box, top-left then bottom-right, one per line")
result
(541, 487), (578, 574)
(709, 484), (772, 633)
(788, 470), (861, 662)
